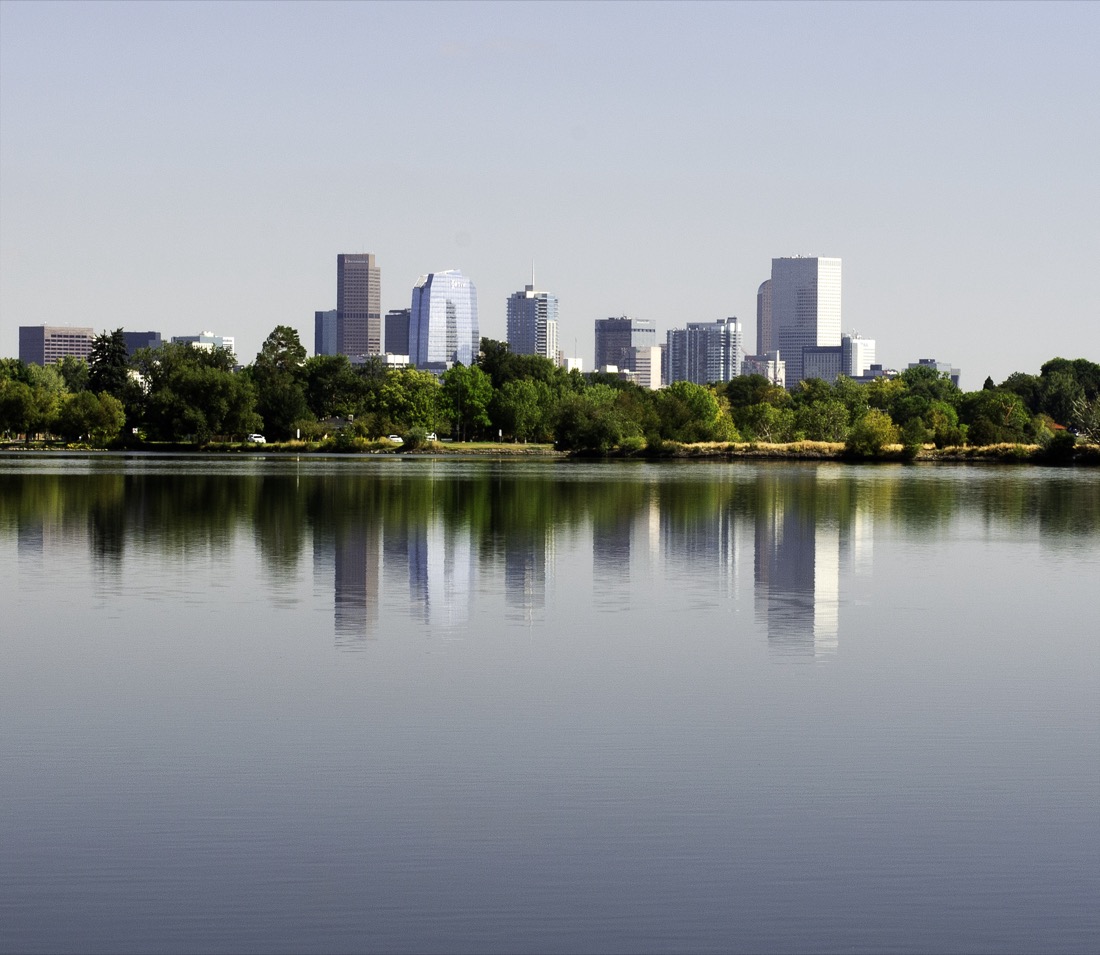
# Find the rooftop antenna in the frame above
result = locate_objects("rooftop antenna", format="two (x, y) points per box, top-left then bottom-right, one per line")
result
(531, 260), (535, 290)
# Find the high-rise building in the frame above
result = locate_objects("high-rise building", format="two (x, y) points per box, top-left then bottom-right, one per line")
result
(770, 256), (842, 388)
(337, 253), (381, 358)
(385, 308), (411, 356)
(665, 318), (744, 386)
(18, 325), (95, 366)
(594, 316), (656, 371)
(629, 345), (663, 390)
(756, 279), (773, 354)
(506, 284), (559, 362)
(315, 310), (339, 356)
(842, 333), (876, 378)
(409, 270), (479, 372)
(121, 331), (162, 356)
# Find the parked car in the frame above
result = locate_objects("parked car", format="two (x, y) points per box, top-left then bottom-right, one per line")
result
(246, 433), (266, 444)
(387, 434), (404, 444)
(425, 432), (437, 441)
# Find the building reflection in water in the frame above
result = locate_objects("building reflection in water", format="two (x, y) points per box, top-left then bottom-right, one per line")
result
(754, 471), (842, 659)
(503, 527), (551, 624)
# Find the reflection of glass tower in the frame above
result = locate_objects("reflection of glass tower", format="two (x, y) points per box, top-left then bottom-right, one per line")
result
(754, 474), (840, 657)
(409, 270), (479, 372)
(333, 519), (381, 645)
(408, 521), (474, 628)
(504, 528), (552, 622)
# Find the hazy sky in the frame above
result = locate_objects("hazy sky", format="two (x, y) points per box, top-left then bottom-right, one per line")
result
(2, 0), (1097, 386)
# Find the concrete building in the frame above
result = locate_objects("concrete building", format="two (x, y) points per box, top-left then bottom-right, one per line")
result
(629, 345), (663, 390)
(842, 332), (876, 378)
(594, 316), (656, 372)
(121, 331), (162, 356)
(18, 325), (95, 366)
(506, 284), (559, 362)
(756, 279), (773, 354)
(337, 253), (382, 358)
(171, 331), (235, 359)
(315, 309), (339, 356)
(385, 308), (411, 356)
(409, 269), (479, 372)
(665, 317), (744, 386)
(771, 256), (842, 388)
(802, 345), (844, 384)
(742, 351), (786, 388)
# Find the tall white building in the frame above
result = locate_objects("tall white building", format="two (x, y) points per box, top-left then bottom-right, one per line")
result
(506, 284), (559, 362)
(842, 333), (876, 378)
(771, 257), (841, 387)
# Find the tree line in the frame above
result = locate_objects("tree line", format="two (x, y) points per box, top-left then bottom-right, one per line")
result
(1, 325), (1098, 455)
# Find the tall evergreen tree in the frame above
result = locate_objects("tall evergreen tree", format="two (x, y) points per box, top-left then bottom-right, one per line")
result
(88, 328), (130, 397)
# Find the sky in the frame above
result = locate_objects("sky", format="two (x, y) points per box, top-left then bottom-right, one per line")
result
(1, 0), (1098, 387)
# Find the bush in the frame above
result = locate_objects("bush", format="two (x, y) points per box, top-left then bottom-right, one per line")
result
(846, 409), (899, 457)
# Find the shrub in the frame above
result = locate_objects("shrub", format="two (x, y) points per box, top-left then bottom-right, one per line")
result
(846, 409), (899, 457)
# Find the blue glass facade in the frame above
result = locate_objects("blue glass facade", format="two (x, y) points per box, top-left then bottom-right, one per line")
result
(409, 270), (479, 371)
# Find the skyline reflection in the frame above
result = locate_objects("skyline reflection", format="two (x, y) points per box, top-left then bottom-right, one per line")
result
(2, 460), (1095, 657)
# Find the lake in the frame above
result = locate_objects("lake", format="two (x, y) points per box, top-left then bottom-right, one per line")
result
(1, 455), (1097, 953)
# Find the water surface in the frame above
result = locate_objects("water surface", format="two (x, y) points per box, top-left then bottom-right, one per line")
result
(2, 456), (1097, 953)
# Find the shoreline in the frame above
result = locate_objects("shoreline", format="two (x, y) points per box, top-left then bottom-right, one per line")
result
(3, 440), (1098, 465)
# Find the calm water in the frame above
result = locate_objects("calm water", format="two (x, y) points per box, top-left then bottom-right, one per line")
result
(1, 455), (1098, 954)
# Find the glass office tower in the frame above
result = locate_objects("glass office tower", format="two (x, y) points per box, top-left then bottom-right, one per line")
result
(506, 284), (559, 361)
(409, 270), (479, 372)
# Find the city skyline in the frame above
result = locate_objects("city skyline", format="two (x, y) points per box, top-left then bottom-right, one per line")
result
(2, 3), (1097, 385)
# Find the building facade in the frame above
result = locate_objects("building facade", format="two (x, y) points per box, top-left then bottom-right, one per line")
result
(594, 316), (656, 372)
(18, 325), (95, 366)
(770, 256), (842, 388)
(756, 279), (773, 354)
(842, 333), (876, 378)
(409, 270), (479, 372)
(741, 351), (786, 388)
(506, 285), (559, 362)
(337, 253), (381, 358)
(315, 310), (339, 356)
(171, 331), (235, 359)
(385, 308), (411, 357)
(665, 318), (744, 386)
(121, 331), (163, 357)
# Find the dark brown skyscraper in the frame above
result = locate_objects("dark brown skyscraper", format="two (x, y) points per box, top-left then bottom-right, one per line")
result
(337, 253), (381, 358)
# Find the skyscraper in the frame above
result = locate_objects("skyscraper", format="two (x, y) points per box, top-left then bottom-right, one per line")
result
(665, 318), (744, 386)
(409, 270), (479, 372)
(315, 310), (339, 356)
(770, 256), (841, 387)
(756, 279), (773, 354)
(594, 316), (656, 371)
(506, 284), (559, 362)
(385, 308), (411, 356)
(337, 253), (381, 358)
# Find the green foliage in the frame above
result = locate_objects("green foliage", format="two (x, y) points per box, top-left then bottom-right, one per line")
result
(794, 398), (850, 442)
(958, 389), (1030, 444)
(55, 391), (126, 445)
(302, 355), (363, 420)
(132, 342), (260, 443)
(251, 326), (310, 440)
(846, 409), (899, 457)
(1070, 395), (1100, 444)
(88, 328), (130, 397)
(553, 385), (641, 453)
(58, 355), (90, 393)
(736, 403), (796, 443)
(441, 363), (493, 440)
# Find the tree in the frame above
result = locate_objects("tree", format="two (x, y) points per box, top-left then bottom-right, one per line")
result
(736, 403), (796, 443)
(441, 364), (493, 441)
(959, 390), (1030, 444)
(134, 342), (260, 442)
(58, 356), (90, 393)
(846, 409), (899, 457)
(88, 328), (130, 397)
(251, 326), (310, 439)
(495, 378), (543, 441)
(55, 391), (125, 444)
(302, 355), (364, 420)
(794, 399), (850, 442)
